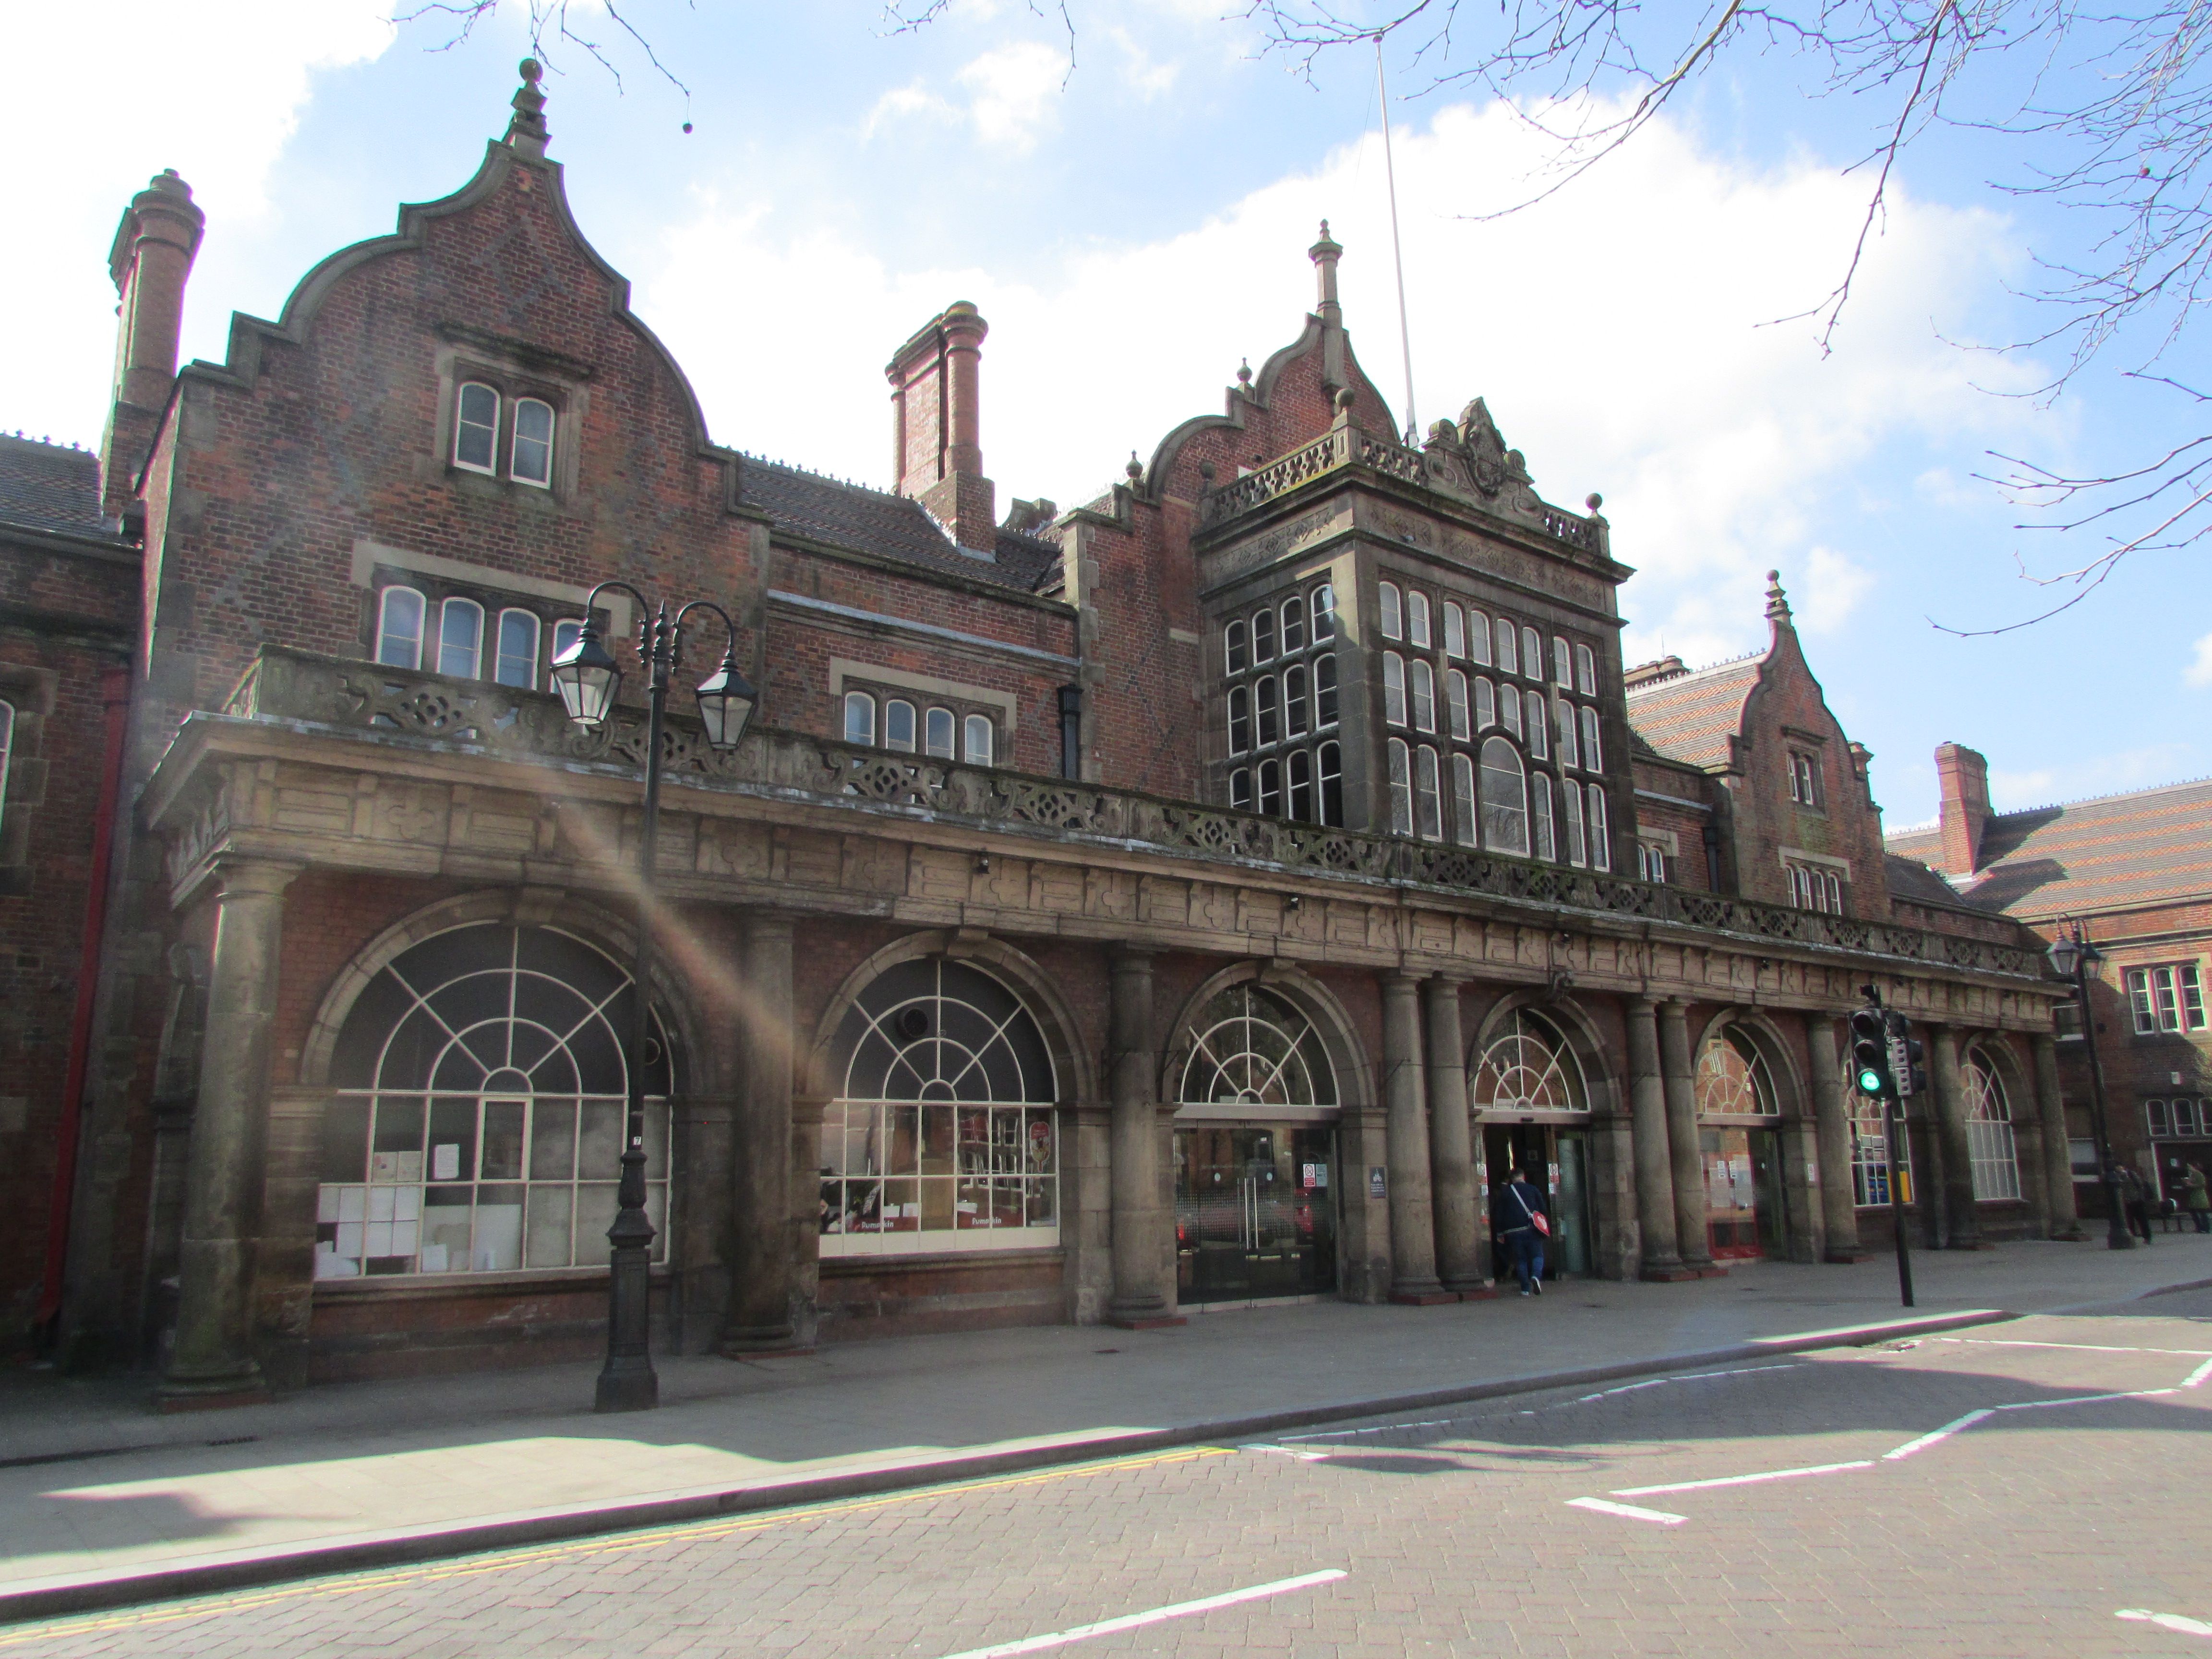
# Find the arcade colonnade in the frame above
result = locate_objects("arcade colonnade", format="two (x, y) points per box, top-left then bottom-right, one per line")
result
(156, 860), (2084, 1395)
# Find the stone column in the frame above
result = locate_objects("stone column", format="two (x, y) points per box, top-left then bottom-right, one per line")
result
(1108, 950), (1176, 1326)
(1382, 974), (1446, 1301)
(1626, 997), (1683, 1278)
(2033, 1032), (2084, 1239)
(723, 914), (797, 1353)
(1806, 1013), (1863, 1261)
(1930, 1025), (1981, 1248)
(1422, 976), (1482, 1293)
(159, 859), (300, 1407)
(1659, 1000), (1715, 1272)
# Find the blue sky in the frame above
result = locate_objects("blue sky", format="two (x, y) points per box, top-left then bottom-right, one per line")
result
(7, 0), (2206, 828)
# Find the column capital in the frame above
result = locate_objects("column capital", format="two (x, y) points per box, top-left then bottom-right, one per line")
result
(203, 856), (305, 903)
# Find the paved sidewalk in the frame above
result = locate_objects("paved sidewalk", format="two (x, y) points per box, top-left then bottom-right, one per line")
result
(4, 1235), (2209, 1620)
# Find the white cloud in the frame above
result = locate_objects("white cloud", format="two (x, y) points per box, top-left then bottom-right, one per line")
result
(2187, 630), (2212, 688)
(1106, 26), (1180, 98)
(867, 41), (1066, 153)
(648, 95), (2042, 674)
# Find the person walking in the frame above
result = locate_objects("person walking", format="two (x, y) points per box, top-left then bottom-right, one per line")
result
(1491, 1166), (1550, 1296)
(2184, 1164), (2210, 1235)
(2119, 1165), (2155, 1245)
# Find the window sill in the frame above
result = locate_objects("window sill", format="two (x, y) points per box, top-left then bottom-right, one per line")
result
(313, 1265), (668, 1300)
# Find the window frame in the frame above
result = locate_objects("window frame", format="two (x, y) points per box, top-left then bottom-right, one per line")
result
(437, 596), (485, 680)
(2127, 964), (2208, 1034)
(453, 381), (501, 476)
(1387, 737), (1414, 835)
(963, 713), (996, 767)
(493, 607), (541, 689)
(510, 396), (556, 488)
(376, 585), (428, 669)
(844, 691), (878, 746)
(1379, 582), (1404, 642)
(884, 698), (918, 753)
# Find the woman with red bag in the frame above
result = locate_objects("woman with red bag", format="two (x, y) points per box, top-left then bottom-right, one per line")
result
(1491, 1166), (1550, 1296)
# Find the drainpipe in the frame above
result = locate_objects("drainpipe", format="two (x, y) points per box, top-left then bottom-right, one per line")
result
(36, 666), (132, 1335)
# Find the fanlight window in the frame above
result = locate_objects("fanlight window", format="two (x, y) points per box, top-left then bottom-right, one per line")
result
(820, 958), (1058, 1256)
(1695, 1026), (1778, 1117)
(1964, 1048), (2022, 1201)
(1471, 1010), (1587, 1113)
(320, 923), (674, 1278)
(1178, 983), (1338, 1110)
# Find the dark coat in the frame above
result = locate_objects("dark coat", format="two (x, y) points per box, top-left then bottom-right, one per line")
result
(1491, 1177), (1548, 1237)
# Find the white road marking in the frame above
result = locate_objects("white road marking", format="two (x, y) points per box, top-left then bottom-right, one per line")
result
(1882, 1409), (1994, 1461)
(1568, 1496), (1687, 1526)
(1239, 1443), (1331, 1462)
(1284, 1363), (1801, 1444)
(1614, 1459), (1873, 1497)
(2118, 1609), (2212, 1638)
(2186, 1357), (2212, 1389)
(1940, 1338), (2212, 1358)
(1995, 1388), (2177, 1412)
(933, 1569), (1348, 1658)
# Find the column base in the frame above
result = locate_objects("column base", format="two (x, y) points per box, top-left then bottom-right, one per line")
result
(1440, 1274), (1488, 1296)
(1639, 1265), (1702, 1282)
(1108, 1313), (1189, 1330)
(1684, 1262), (1729, 1278)
(1822, 1248), (1876, 1263)
(720, 1325), (810, 1358)
(1389, 1287), (1459, 1306)
(156, 1357), (268, 1413)
(1946, 1241), (1998, 1251)
(2048, 1226), (2089, 1242)
(1454, 1285), (1501, 1301)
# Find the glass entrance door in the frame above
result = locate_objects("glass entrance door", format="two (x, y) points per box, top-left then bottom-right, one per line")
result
(1701, 1125), (1785, 1259)
(1174, 1125), (1337, 1304)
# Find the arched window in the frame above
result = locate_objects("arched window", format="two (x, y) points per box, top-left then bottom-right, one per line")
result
(1964, 1049), (2022, 1200)
(1415, 744), (1442, 839)
(1311, 583), (1337, 641)
(1555, 699), (1578, 768)
(1472, 1009), (1587, 1112)
(926, 706), (957, 759)
(1407, 589), (1431, 648)
(1230, 768), (1253, 810)
(1531, 772), (1555, 860)
(1587, 785), (1611, 871)
(376, 587), (427, 668)
(843, 691), (877, 746)
(1469, 609), (1493, 667)
(1526, 691), (1549, 759)
(963, 714), (995, 766)
(1281, 593), (1307, 652)
(1445, 670), (1470, 740)
(1522, 626), (1543, 681)
(1383, 652), (1407, 727)
(1253, 606), (1277, 663)
(1562, 776), (1587, 866)
(1387, 737), (1413, 835)
(454, 382), (499, 474)
(1287, 746), (1313, 820)
(511, 397), (555, 487)
(320, 923), (674, 1277)
(884, 699), (917, 753)
(1227, 687), (1251, 755)
(1379, 582), (1403, 641)
(1553, 636), (1572, 686)
(1314, 654), (1339, 728)
(1479, 736), (1527, 855)
(1284, 664), (1310, 738)
(1575, 642), (1597, 696)
(1581, 706), (1604, 772)
(1696, 1026), (1778, 1117)
(438, 597), (484, 679)
(1474, 675), (1496, 731)
(494, 608), (540, 689)
(820, 957), (1059, 1255)
(1258, 757), (1283, 817)
(1443, 601), (1466, 659)
(1317, 741), (1344, 826)
(1225, 620), (1248, 676)
(0, 700), (13, 823)
(1256, 675), (1281, 747)
(1494, 616), (1518, 674)
(1179, 982), (1337, 1109)
(1410, 660), (1436, 732)
(1500, 683), (1524, 739)
(1451, 752), (1476, 846)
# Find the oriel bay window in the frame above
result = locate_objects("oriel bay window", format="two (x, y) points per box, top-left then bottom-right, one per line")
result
(1221, 578), (1342, 825)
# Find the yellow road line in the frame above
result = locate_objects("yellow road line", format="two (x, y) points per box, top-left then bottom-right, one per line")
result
(0, 1445), (1232, 1648)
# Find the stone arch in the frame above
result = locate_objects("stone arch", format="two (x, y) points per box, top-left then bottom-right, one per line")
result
(805, 931), (1097, 1109)
(1466, 991), (1619, 1117)
(1159, 961), (1375, 1113)
(1692, 1007), (1808, 1122)
(298, 888), (707, 1097)
(1962, 1029), (2032, 1110)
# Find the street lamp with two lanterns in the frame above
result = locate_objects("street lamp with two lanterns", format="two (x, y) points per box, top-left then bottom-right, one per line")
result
(2046, 926), (2136, 1252)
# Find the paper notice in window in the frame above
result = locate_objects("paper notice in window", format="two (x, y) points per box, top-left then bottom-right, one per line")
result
(432, 1143), (461, 1181)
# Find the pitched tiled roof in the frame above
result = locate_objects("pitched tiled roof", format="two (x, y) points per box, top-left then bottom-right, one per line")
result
(1622, 653), (1763, 770)
(0, 434), (122, 541)
(1884, 853), (1965, 908)
(1884, 779), (2212, 918)
(740, 457), (1060, 594)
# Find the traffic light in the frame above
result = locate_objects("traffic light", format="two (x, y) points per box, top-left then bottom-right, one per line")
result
(1849, 1006), (1893, 1099)
(1885, 1011), (1929, 1099)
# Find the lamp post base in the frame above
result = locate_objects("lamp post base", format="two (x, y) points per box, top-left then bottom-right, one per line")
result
(595, 1359), (660, 1414)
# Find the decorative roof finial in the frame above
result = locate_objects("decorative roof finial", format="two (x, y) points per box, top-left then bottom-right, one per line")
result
(1765, 568), (1792, 625)
(1126, 451), (1144, 481)
(1309, 220), (1344, 324)
(1236, 357), (1252, 388)
(506, 58), (550, 160)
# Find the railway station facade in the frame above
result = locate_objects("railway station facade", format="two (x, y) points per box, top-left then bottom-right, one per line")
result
(3, 69), (2072, 1399)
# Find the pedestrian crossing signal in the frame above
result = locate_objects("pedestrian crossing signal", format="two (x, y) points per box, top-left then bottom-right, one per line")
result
(1849, 1006), (1893, 1099)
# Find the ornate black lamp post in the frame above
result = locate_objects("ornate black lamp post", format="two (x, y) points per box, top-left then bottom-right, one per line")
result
(2047, 926), (2136, 1251)
(552, 582), (757, 1412)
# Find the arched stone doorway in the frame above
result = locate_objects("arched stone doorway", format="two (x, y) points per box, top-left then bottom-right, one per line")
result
(1469, 1002), (1600, 1278)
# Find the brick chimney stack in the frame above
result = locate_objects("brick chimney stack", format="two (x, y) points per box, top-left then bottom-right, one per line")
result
(887, 302), (996, 556)
(1935, 741), (1992, 877)
(99, 169), (204, 525)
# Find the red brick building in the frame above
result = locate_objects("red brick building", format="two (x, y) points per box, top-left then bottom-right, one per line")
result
(5, 67), (2077, 1398)
(1888, 756), (2212, 1226)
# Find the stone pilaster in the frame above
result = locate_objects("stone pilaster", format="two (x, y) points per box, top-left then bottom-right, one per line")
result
(1422, 976), (1482, 1293)
(1382, 974), (1447, 1302)
(158, 858), (300, 1407)
(1930, 1025), (1982, 1248)
(1627, 997), (1683, 1278)
(723, 914), (798, 1353)
(1108, 950), (1177, 1326)
(1659, 999), (1716, 1272)
(2033, 1032), (2084, 1239)
(1806, 1013), (1864, 1261)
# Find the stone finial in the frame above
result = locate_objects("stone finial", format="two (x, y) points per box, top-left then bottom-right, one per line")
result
(1126, 451), (1144, 481)
(1309, 220), (1344, 323)
(506, 58), (550, 159)
(1236, 358), (1253, 388)
(1765, 568), (1792, 625)
(1586, 492), (1603, 513)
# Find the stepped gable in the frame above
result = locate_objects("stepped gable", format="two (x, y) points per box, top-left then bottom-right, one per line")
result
(0, 435), (123, 540)
(1622, 653), (1763, 770)
(741, 457), (1061, 594)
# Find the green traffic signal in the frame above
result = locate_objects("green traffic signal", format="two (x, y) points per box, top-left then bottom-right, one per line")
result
(1848, 1006), (1893, 1100)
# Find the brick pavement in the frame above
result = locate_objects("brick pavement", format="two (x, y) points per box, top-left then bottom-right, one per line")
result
(4, 1237), (2211, 1632)
(7, 1289), (2211, 1656)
